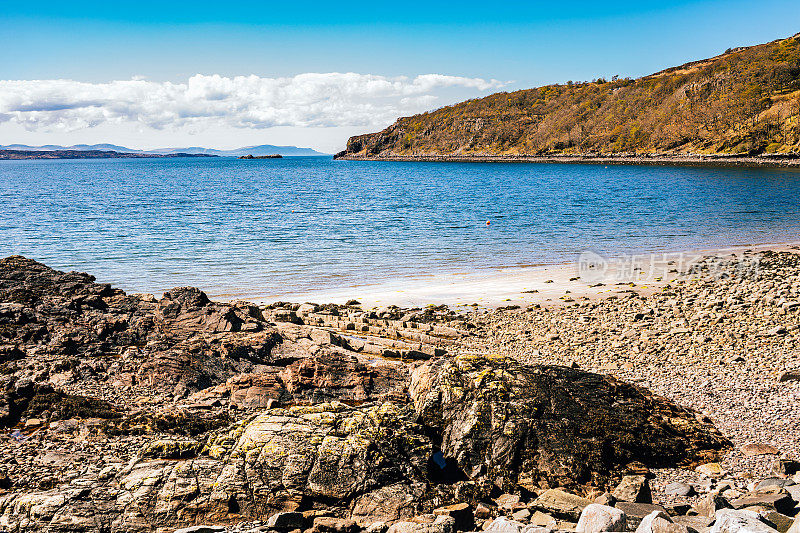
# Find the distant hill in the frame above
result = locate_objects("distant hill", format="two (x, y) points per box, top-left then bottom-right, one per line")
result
(146, 144), (328, 157)
(337, 33), (800, 159)
(0, 143), (329, 157)
(0, 150), (215, 160)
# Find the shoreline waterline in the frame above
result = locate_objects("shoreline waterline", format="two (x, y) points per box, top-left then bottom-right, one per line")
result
(212, 239), (800, 309)
(334, 153), (800, 168)
(5, 157), (800, 302)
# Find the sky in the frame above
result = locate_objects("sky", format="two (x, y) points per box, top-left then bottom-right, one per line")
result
(1, 1), (799, 153)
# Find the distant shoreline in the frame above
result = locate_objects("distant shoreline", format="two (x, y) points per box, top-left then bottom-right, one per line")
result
(0, 149), (217, 160)
(333, 153), (800, 168)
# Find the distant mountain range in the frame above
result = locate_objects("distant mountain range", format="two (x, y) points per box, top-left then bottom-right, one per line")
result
(0, 149), (216, 160)
(0, 143), (329, 157)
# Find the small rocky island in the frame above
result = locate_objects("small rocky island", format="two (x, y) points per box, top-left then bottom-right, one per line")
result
(0, 254), (797, 533)
(238, 154), (283, 159)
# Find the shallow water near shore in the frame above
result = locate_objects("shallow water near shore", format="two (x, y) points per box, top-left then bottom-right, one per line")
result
(2, 156), (800, 302)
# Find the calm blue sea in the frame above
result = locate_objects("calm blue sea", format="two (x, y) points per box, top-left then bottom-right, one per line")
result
(2, 156), (800, 299)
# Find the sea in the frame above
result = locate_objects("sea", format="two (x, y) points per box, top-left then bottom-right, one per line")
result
(2, 156), (800, 301)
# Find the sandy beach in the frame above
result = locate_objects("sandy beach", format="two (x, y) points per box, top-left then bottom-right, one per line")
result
(247, 240), (800, 309)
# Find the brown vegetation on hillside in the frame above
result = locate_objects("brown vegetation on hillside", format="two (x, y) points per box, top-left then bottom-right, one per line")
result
(339, 34), (800, 158)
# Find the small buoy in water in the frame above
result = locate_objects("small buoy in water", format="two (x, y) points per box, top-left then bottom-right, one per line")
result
(486, 220), (491, 226)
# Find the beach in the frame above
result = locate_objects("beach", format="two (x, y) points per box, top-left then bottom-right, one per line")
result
(262, 245), (800, 525)
(0, 246), (799, 532)
(250, 241), (800, 309)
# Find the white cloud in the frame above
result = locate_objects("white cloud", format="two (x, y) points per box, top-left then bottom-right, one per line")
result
(0, 73), (504, 133)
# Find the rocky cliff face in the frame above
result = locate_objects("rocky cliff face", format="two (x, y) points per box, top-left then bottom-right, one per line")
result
(0, 257), (730, 532)
(336, 34), (800, 159)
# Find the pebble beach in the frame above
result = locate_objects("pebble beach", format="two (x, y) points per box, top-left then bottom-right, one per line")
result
(458, 249), (800, 506)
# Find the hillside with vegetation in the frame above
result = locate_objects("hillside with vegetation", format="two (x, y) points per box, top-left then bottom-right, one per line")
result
(337, 34), (800, 159)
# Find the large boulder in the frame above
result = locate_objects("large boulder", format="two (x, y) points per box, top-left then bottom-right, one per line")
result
(204, 401), (431, 513)
(410, 354), (730, 491)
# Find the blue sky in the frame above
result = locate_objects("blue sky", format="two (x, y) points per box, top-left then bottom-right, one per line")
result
(1, 0), (799, 152)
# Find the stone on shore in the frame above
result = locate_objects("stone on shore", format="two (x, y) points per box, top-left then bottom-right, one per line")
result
(729, 492), (796, 515)
(635, 510), (677, 533)
(312, 517), (360, 533)
(612, 475), (652, 503)
(697, 464), (727, 479)
(615, 503), (671, 529)
(741, 444), (780, 457)
(763, 512), (796, 533)
(665, 482), (695, 497)
(266, 512), (305, 530)
(530, 489), (592, 520)
(709, 509), (780, 533)
(575, 503), (627, 532)
(695, 494), (734, 517)
(433, 503), (474, 531)
(483, 517), (526, 533)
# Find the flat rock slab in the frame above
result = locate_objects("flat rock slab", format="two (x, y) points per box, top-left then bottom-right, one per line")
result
(730, 493), (796, 515)
(530, 489), (592, 520)
(615, 502), (670, 528)
(741, 443), (780, 457)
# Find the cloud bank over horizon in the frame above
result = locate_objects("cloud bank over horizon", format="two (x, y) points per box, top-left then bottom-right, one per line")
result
(0, 73), (504, 138)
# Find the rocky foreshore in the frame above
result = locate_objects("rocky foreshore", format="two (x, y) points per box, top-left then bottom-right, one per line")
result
(332, 153), (800, 168)
(0, 253), (797, 533)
